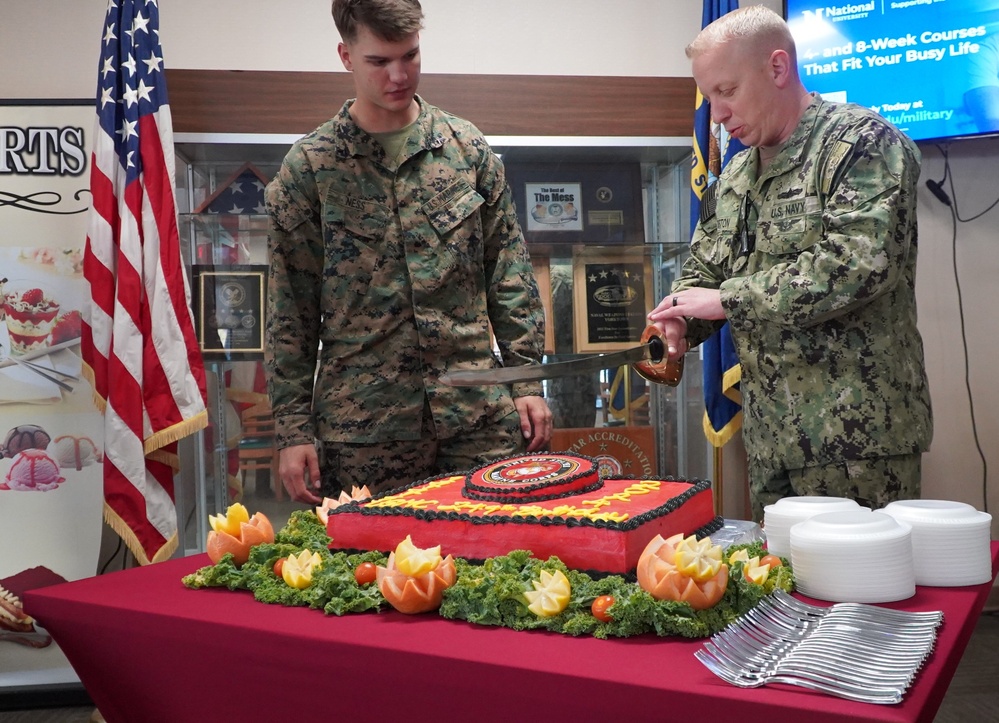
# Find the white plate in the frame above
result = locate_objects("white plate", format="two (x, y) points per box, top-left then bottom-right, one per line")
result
(792, 538), (916, 602)
(882, 499), (992, 526)
(765, 496), (862, 519)
(881, 501), (992, 586)
(791, 509), (910, 541)
(763, 496), (864, 557)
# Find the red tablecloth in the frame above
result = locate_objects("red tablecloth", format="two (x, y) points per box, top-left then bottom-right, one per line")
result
(25, 543), (998, 723)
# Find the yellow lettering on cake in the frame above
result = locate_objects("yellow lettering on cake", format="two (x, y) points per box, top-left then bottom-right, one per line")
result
(367, 498), (440, 510)
(511, 505), (548, 518)
(365, 476), (460, 508)
(509, 504), (630, 523)
(583, 480), (661, 510)
(437, 501), (507, 515)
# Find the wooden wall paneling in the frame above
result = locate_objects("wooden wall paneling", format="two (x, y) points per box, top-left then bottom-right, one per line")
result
(166, 69), (696, 138)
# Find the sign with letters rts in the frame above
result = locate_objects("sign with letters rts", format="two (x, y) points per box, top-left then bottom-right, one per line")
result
(1, 100), (105, 692)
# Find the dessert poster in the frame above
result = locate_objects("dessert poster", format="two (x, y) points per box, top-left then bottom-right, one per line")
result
(0, 102), (104, 586)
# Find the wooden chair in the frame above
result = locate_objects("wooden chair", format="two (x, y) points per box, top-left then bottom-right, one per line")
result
(237, 401), (282, 500)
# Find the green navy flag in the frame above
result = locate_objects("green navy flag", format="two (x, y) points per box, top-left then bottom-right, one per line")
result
(692, 0), (745, 447)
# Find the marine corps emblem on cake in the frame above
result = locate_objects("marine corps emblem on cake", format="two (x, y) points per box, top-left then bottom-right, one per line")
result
(464, 454), (601, 502)
(485, 457), (575, 483)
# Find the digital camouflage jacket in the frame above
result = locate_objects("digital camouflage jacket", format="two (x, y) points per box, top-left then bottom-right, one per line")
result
(678, 94), (933, 473)
(265, 98), (545, 448)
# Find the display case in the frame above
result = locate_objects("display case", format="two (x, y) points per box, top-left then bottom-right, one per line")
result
(173, 136), (703, 553)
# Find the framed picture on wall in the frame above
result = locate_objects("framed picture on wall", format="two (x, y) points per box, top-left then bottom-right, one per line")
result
(192, 265), (267, 360)
(506, 162), (644, 245)
(571, 252), (652, 353)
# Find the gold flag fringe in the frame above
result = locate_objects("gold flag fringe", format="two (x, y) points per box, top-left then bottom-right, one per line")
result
(702, 408), (744, 448)
(703, 361), (744, 448)
(83, 359), (205, 564)
(103, 501), (178, 566)
(143, 410), (208, 455)
(81, 362), (107, 414)
(147, 446), (181, 472)
(722, 364), (743, 406)
(80, 359), (208, 455)
(225, 390), (268, 405)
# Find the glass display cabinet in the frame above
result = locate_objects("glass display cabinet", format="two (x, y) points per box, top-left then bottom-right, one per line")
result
(173, 136), (701, 554)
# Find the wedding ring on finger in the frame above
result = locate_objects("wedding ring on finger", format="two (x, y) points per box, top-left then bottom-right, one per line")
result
(672, 296), (678, 307)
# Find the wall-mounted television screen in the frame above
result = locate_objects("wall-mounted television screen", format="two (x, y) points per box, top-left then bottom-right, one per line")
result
(783, 0), (999, 142)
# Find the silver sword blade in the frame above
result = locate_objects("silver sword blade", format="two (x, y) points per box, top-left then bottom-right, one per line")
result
(440, 337), (662, 386)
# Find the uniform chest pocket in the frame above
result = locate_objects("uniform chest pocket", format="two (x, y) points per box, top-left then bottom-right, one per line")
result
(419, 181), (486, 273)
(755, 208), (823, 257)
(421, 181), (484, 237)
(323, 194), (389, 242)
(321, 195), (390, 313)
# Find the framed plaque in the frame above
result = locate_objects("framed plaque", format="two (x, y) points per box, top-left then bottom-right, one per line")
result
(525, 182), (583, 232)
(572, 252), (652, 353)
(550, 426), (657, 478)
(506, 162), (644, 244)
(192, 265), (267, 360)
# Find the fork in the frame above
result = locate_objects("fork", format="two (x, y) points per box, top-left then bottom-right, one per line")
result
(717, 622), (920, 680)
(703, 636), (914, 695)
(696, 648), (904, 704)
(755, 604), (939, 650)
(712, 624), (921, 687)
(744, 601), (937, 663)
(770, 589), (944, 625)
(697, 592), (940, 704)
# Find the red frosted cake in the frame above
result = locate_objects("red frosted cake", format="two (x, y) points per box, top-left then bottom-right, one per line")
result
(326, 454), (722, 575)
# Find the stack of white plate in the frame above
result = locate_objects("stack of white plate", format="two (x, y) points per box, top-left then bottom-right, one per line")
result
(762, 496), (863, 558)
(881, 499), (993, 587)
(790, 508), (915, 603)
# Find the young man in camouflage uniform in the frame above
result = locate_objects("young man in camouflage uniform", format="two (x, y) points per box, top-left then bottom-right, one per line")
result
(649, 6), (932, 521)
(265, 0), (552, 504)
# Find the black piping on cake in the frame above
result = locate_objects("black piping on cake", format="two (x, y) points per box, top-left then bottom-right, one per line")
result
(462, 481), (605, 503)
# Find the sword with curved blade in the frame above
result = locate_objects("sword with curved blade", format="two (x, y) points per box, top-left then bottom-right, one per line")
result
(440, 326), (684, 387)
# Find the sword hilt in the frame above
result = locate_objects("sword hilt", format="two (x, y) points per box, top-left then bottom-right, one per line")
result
(632, 325), (684, 386)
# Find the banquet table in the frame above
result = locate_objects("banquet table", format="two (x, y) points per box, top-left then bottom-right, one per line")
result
(25, 542), (998, 723)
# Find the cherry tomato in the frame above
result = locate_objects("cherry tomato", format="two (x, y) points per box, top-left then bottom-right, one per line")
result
(591, 595), (615, 623)
(354, 561), (378, 585)
(760, 554), (783, 569)
(272, 558), (285, 577)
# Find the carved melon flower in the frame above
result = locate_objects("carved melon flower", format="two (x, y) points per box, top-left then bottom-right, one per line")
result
(316, 485), (373, 524)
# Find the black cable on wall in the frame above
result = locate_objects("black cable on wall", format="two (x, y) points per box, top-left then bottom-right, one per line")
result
(923, 143), (992, 514)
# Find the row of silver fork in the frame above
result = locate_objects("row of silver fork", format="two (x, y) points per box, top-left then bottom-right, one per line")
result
(696, 591), (943, 705)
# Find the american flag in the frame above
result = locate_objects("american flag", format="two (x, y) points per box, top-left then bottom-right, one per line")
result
(195, 163), (269, 215)
(82, 0), (208, 565)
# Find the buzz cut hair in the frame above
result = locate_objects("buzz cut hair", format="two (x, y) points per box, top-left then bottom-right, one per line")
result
(332, 0), (425, 43)
(685, 5), (797, 65)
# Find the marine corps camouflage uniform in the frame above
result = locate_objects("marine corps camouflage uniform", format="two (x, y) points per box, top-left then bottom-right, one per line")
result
(265, 97), (545, 495)
(676, 94), (933, 520)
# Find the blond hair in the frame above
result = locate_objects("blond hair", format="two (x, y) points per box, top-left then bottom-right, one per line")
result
(685, 5), (797, 65)
(332, 0), (424, 43)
